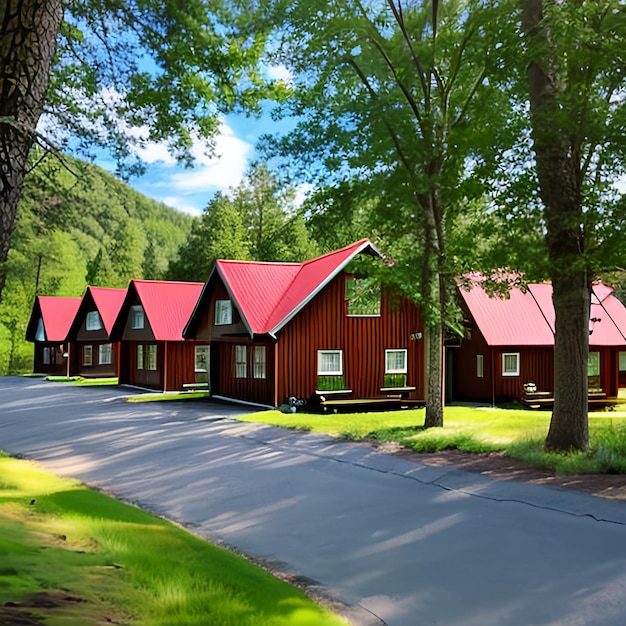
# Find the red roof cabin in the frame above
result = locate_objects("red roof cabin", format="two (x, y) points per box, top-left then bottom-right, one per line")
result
(183, 239), (425, 410)
(450, 277), (626, 406)
(65, 287), (127, 378)
(25, 296), (81, 376)
(110, 280), (207, 392)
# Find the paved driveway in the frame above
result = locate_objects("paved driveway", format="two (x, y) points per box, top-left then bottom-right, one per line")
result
(1, 376), (626, 626)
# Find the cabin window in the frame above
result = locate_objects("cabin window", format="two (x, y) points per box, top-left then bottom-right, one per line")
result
(195, 345), (209, 373)
(137, 344), (144, 370)
(215, 300), (233, 325)
(385, 349), (407, 374)
(383, 349), (407, 387)
(235, 345), (247, 378)
(318, 350), (343, 375)
(43, 347), (51, 365)
(502, 352), (520, 377)
(588, 352), (601, 391)
(253, 346), (266, 379)
(86, 311), (103, 331)
(83, 345), (93, 366)
(146, 345), (157, 370)
(131, 305), (144, 329)
(476, 355), (484, 378)
(620, 351), (626, 372)
(346, 277), (381, 316)
(99, 343), (112, 365)
(35, 317), (45, 342)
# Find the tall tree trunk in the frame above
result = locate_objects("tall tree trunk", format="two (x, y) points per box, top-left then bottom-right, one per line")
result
(522, 0), (589, 451)
(420, 189), (445, 428)
(0, 0), (63, 303)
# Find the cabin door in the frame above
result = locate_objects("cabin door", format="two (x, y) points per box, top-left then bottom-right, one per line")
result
(195, 344), (210, 389)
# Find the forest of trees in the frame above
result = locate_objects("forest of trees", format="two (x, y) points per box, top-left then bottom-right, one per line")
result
(3, 0), (626, 451)
(0, 152), (193, 375)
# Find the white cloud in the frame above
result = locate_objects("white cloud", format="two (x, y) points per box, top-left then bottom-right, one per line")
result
(168, 123), (252, 192)
(128, 120), (255, 214)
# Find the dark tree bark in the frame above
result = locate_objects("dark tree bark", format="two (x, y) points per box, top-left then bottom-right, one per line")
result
(521, 0), (590, 451)
(0, 0), (63, 303)
(420, 187), (446, 428)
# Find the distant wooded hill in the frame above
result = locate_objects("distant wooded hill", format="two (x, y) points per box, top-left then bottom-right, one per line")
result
(0, 151), (194, 375)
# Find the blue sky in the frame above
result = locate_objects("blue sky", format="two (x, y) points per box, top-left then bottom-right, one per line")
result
(122, 113), (264, 216)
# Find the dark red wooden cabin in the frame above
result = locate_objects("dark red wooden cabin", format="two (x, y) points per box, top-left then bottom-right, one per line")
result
(449, 278), (626, 405)
(183, 239), (425, 409)
(110, 280), (207, 392)
(66, 286), (127, 378)
(25, 296), (81, 376)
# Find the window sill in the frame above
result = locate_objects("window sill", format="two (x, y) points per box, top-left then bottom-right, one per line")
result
(315, 388), (352, 396)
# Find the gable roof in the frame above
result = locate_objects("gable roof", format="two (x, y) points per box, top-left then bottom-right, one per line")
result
(25, 296), (82, 343)
(66, 286), (127, 339)
(459, 277), (626, 347)
(111, 280), (204, 342)
(184, 239), (381, 339)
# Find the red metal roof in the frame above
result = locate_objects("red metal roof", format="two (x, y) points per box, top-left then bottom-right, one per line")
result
(131, 280), (204, 341)
(36, 296), (82, 342)
(215, 239), (379, 336)
(459, 280), (554, 346)
(86, 287), (127, 334)
(460, 278), (626, 348)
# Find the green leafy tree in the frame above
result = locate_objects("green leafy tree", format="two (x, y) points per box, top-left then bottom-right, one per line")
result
(0, 0), (269, 303)
(233, 162), (319, 262)
(256, 0), (511, 426)
(167, 193), (252, 282)
(510, 0), (626, 451)
(168, 164), (318, 280)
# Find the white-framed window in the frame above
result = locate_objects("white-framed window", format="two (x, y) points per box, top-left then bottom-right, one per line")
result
(502, 352), (520, 377)
(83, 344), (93, 366)
(146, 345), (157, 371)
(86, 310), (102, 331)
(35, 317), (45, 342)
(235, 345), (247, 378)
(131, 305), (144, 329)
(99, 343), (112, 365)
(476, 354), (484, 378)
(385, 349), (407, 374)
(43, 347), (51, 365)
(195, 345), (209, 372)
(215, 299), (233, 325)
(253, 346), (266, 379)
(317, 350), (343, 375)
(137, 344), (144, 370)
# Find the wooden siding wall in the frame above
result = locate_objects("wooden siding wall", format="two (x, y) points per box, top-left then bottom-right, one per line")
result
(33, 344), (66, 375)
(214, 340), (275, 406)
(118, 340), (205, 391)
(73, 341), (119, 378)
(277, 276), (424, 403)
(164, 342), (206, 392)
(118, 340), (162, 390)
(452, 325), (554, 402)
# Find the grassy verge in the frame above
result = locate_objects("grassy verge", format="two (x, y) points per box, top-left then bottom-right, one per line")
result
(126, 391), (210, 402)
(0, 452), (346, 626)
(239, 406), (626, 475)
(46, 376), (119, 386)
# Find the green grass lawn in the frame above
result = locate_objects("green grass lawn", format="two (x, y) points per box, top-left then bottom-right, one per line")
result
(46, 376), (119, 386)
(0, 453), (346, 626)
(239, 405), (626, 475)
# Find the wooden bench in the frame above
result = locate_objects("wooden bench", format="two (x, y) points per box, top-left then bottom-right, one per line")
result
(380, 386), (416, 399)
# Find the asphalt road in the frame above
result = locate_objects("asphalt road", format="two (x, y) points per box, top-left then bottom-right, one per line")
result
(1, 376), (626, 626)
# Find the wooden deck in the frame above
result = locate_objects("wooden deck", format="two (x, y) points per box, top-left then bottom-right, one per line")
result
(520, 390), (626, 410)
(313, 396), (425, 413)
